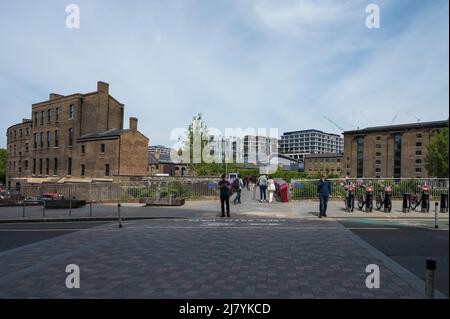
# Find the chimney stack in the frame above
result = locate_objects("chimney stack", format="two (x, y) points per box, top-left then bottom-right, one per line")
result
(97, 81), (109, 94)
(49, 93), (64, 100)
(154, 149), (161, 160)
(129, 117), (138, 131)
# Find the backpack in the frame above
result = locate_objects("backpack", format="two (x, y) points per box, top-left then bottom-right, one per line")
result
(231, 178), (240, 190)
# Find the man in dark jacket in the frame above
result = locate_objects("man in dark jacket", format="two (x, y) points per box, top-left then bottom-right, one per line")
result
(218, 174), (231, 217)
(317, 173), (332, 218)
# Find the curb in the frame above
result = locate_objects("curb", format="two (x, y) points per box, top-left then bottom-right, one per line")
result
(336, 222), (448, 299)
(0, 216), (187, 224)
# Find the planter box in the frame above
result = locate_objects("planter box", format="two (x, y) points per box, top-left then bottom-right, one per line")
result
(44, 200), (87, 209)
(140, 197), (186, 206)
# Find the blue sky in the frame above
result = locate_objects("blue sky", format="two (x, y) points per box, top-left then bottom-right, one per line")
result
(0, 0), (448, 148)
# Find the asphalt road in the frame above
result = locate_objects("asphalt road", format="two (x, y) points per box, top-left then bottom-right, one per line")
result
(339, 218), (449, 297)
(0, 221), (108, 253)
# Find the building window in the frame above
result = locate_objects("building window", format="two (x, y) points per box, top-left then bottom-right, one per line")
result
(69, 104), (75, 119)
(68, 128), (73, 146)
(34, 112), (38, 126)
(375, 159), (381, 165)
(25, 143), (29, 153)
(40, 132), (44, 148)
(375, 144), (381, 149)
(394, 133), (402, 178)
(67, 158), (72, 176)
(47, 109), (52, 124)
(376, 151), (381, 157)
(33, 133), (37, 149)
(416, 142), (422, 147)
(105, 164), (110, 176)
(20, 129), (23, 138)
(375, 168), (381, 173)
(55, 130), (59, 147)
(356, 136), (364, 178)
(39, 159), (43, 175)
(47, 131), (51, 147)
(416, 150), (422, 156)
(416, 133), (422, 139)
(81, 145), (85, 155)
(41, 111), (45, 125)
(101, 144), (106, 153)
(416, 159), (422, 164)
(416, 167), (422, 173)
(46, 158), (50, 175)
(376, 136), (381, 141)
(33, 159), (36, 175)
(56, 107), (60, 121)
(26, 128), (30, 136)
(81, 164), (85, 176)
(54, 158), (58, 175)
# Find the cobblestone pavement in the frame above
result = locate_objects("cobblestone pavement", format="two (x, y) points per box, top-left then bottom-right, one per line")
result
(0, 218), (427, 299)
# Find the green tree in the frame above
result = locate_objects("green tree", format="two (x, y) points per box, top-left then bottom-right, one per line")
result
(425, 127), (449, 178)
(180, 113), (227, 176)
(0, 148), (7, 184)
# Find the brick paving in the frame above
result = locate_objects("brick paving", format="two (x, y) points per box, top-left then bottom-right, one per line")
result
(0, 218), (425, 299)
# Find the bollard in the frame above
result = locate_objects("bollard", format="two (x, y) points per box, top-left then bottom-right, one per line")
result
(402, 193), (410, 213)
(421, 193), (429, 213)
(434, 202), (439, 229)
(425, 259), (436, 299)
(117, 203), (122, 228)
(440, 193), (448, 213)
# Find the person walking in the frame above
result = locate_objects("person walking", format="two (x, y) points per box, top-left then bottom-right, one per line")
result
(267, 177), (276, 203)
(233, 175), (244, 205)
(258, 174), (268, 203)
(218, 174), (231, 217)
(317, 173), (332, 218)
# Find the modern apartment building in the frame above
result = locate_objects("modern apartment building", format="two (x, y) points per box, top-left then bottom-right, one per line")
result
(5, 81), (149, 189)
(279, 129), (343, 161)
(343, 120), (448, 178)
(148, 145), (172, 156)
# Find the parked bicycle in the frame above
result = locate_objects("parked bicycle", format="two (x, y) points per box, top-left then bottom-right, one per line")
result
(340, 182), (355, 212)
(411, 184), (431, 212)
(358, 184), (374, 212)
(376, 184), (393, 212)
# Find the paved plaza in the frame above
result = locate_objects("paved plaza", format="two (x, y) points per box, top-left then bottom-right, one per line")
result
(0, 217), (439, 299)
(0, 189), (447, 299)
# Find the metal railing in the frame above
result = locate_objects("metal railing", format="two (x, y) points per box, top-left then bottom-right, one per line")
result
(18, 179), (220, 203)
(288, 178), (449, 200)
(5, 178), (449, 203)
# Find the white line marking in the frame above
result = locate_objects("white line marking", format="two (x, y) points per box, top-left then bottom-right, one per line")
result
(348, 227), (399, 230)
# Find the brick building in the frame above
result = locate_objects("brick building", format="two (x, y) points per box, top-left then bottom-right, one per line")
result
(148, 149), (190, 176)
(304, 153), (343, 177)
(5, 81), (149, 188)
(343, 120), (448, 178)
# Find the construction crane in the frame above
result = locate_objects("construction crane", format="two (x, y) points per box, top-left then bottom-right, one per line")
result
(390, 114), (398, 125)
(323, 116), (345, 133)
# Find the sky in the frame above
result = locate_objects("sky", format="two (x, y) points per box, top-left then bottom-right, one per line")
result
(0, 0), (448, 149)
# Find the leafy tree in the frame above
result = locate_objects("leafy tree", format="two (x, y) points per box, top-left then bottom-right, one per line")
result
(180, 113), (227, 176)
(425, 127), (449, 178)
(0, 148), (7, 184)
